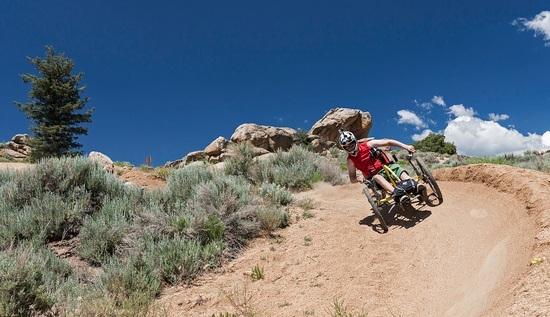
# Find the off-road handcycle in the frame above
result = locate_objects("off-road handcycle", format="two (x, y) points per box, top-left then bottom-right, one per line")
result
(362, 151), (443, 232)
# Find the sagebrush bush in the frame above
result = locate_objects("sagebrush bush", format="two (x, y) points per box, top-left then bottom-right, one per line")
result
(259, 182), (293, 206)
(258, 146), (344, 190)
(0, 243), (73, 317)
(166, 163), (212, 205)
(256, 206), (289, 233)
(224, 143), (257, 180)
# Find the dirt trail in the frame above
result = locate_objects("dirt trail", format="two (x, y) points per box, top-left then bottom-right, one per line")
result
(157, 164), (549, 316)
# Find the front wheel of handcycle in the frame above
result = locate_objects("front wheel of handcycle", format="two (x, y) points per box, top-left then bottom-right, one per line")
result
(414, 157), (443, 207)
(363, 187), (389, 232)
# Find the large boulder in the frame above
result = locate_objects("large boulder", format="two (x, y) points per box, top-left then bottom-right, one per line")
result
(204, 136), (228, 157)
(88, 151), (115, 174)
(231, 124), (297, 151)
(309, 108), (372, 142)
(185, 150), (206, 164)
(11, 134), (30, 145)
(0, 134), (32, 161)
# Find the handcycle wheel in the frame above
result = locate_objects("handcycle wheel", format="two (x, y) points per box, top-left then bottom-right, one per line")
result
(362, 185), (389, 232)
(414, 157), (443, 207)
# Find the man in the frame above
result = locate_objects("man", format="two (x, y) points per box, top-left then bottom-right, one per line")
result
(339, 130), (426, 204)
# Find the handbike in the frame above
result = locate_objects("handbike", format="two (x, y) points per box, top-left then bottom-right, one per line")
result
(362, 152), (443, 232)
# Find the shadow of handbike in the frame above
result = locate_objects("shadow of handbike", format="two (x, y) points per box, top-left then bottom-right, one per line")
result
(359, 202), (432, 234)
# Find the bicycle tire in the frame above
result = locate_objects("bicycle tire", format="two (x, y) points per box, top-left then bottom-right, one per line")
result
(363, 186), (389, 232)
(414, 157), (443, 207)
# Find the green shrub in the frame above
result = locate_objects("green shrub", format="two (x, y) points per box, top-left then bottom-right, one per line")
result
(152, 237), (224, 284)
(100, 254), (162, 311)
(259, 182), (293, 206)
(78, 196), (139, 265)
(0, 191), (90, 247)
(166, 164), (212, 204)
(414, 133), (456, 155)
(0, 243), (73, 316)
(224, 143), (257, 180)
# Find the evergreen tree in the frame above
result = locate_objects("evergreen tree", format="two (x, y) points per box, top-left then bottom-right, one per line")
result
(15, 46), (93, 161)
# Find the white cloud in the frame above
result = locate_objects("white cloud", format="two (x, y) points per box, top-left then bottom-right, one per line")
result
(397, 110), (426, 129)
(431, 95), (446, 106)
(444, 113), (550, 156)
(514, 11), (550, 46)
(448, 104), (475, 118)
(488, 113), (510, 122)
(412, 129), (433, 142)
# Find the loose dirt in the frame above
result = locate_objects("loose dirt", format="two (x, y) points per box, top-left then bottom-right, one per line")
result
(156, 164), (547, 316)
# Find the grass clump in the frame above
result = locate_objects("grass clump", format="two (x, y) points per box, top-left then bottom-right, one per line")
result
(329, 298), (368, 317)
(250, 265), (265, 281)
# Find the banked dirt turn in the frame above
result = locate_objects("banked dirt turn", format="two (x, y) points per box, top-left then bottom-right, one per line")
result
(156, 164), (550, 316)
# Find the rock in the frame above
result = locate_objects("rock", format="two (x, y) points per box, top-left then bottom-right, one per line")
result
(204, 136), (228, 157)
(88, 151), (115, 174)
(11, 134), (30, 145)
(309, 108), (372, 142)
(185, 151), (206, 164)
(231, 124), (297, 151)
(164, 159), (185, 168)
(0, 148), (26, 159)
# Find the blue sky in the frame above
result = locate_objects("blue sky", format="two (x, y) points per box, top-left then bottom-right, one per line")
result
(1, 1), (549, 163)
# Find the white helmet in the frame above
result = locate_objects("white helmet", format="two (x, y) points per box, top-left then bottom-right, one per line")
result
(339, 129), (358, 156)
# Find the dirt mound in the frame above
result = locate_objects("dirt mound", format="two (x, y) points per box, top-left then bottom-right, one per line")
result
(434, 164), (550, 316)
(117, 169), (166, 189)
(156, 164), (547, 316)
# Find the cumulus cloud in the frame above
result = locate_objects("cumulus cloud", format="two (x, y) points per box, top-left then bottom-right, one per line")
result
(514, 11), (550, 46)
(431, 95), (446, 106)
(444, 112), (550, 156)
(488, 113), (510, 122)
(397, 110), (426, 129)
(412, 129), (433, 142)
(448, 104), (475, 118)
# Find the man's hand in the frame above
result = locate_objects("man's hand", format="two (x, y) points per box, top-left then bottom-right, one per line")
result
(404, 145), (416, 153)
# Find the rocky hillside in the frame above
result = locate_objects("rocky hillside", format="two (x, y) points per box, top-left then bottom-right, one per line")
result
(165, 107), (372, 168)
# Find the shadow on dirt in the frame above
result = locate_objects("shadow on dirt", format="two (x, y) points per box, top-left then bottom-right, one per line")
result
(359, 204), (432, 234)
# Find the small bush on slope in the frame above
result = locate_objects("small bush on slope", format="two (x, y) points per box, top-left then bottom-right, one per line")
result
(0, 243), (73, 317)
(259, 182), (293, 206)
(259, 146), (345, 189)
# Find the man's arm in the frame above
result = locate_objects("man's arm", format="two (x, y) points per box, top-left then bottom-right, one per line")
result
(367, 139), (416, 153)
(347, 158), (359, 183)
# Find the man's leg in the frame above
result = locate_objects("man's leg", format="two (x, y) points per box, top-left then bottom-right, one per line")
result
(371, 174), (394, 193)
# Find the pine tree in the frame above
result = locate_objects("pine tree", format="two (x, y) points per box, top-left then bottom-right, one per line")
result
(16, 46), (93, 161)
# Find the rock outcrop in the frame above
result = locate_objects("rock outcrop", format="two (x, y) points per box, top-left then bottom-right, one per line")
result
(309, 108), (372, 142)
(231, 124), (297, 152)
(88, 151), (115, 174)
(164, 107), (371, 168)
(0, 134), (32, 161)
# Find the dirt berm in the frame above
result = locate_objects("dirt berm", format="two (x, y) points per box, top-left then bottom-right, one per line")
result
(154, 164), (549, 316)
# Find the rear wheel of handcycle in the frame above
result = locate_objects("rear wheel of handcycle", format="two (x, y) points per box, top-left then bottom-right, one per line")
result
(363, 186), (389, 232)
(414, 157), (443, 207)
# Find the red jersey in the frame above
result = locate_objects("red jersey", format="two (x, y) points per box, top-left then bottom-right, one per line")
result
(348, 141), (385, 178)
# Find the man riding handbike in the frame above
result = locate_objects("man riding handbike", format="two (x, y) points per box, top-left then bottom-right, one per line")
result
(339, 129), (428, 205)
